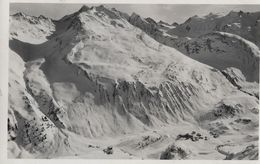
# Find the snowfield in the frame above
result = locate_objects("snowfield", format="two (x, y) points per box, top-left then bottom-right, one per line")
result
(8, 5), (259, 159)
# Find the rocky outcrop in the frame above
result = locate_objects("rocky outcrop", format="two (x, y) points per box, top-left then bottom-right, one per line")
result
(160, 144), (188, 159)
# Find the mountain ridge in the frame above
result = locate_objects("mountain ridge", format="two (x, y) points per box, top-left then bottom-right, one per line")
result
(8, 5), (259, 159)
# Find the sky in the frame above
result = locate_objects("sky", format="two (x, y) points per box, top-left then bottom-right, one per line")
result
(10, 3), (260, 24)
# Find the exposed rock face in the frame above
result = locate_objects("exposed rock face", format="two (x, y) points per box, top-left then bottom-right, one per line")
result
(128, 13), (163, 37)
(8, 5), (259, 159)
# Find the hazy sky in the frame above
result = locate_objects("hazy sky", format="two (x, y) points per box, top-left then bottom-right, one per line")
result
(10, 3), (260, 23)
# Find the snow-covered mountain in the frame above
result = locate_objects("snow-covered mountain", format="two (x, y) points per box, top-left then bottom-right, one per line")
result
(10, 12), (55, 44)
(8, 5), (259, 159)
(168, 11), (260, 47)
(127, 11), (260, 83)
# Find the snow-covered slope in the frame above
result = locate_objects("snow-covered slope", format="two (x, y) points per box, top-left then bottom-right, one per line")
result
(8, 50), (70, 158)
(127, 12), (260, 82)
(172, 32), (260, 82)
(10, 12), (55, 44)
(8, 5), (259, 159)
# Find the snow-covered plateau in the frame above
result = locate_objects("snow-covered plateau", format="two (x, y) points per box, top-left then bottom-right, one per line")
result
(8, 5), (259, 159)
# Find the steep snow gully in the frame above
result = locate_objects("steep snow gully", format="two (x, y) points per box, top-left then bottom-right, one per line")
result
(8, 5), (259, 159)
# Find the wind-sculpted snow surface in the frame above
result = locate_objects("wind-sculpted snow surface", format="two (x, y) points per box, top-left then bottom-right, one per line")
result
(8, 5), (259, 159)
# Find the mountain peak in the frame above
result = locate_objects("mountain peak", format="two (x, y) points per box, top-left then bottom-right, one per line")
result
(130, 12), (140, 18)
(227, 10), (240, 16)
(203, 12), (223, 19)
(145, 17), (157, 25)
(95, 5), (122, 19)
(172, 22), (179, 26)
(38, 15), (48, 20)
(78, 5), (91, 13)
(95, 4), (106, 10)
(12, 12), (26, 17)
(158, 20), (170, 26)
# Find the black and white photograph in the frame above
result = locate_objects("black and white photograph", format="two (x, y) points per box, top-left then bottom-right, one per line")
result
(3, 0), (260, 160)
